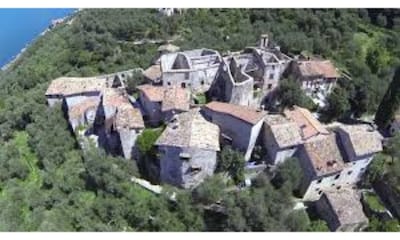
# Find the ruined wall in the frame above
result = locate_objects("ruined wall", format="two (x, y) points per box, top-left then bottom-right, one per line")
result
(158, 146), (217, 189)
(118, 128), (142, 160)
(139, 92), (162, 126)
(202, 108), (255, 161)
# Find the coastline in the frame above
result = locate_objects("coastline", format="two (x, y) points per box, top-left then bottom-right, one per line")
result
(0, 9), (79, 72)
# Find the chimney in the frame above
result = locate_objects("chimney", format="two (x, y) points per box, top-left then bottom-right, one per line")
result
(260, 34), (269, 49)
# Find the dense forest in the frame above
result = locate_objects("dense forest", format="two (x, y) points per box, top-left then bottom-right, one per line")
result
(0, 9), (400, 231)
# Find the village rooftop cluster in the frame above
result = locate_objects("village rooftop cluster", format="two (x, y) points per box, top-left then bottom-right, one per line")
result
(45, 34), (387, 232)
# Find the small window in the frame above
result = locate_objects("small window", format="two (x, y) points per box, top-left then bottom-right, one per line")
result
(318, 190), (322, 195)
(184, 72), (189, 80)
(179, 152), (191, 160)
(316, 179), (322, 184)
(331, 183), (335, 187)
(347, 170), (353, 175)
(167, 82), (171, 86)
(336, 186), (341, 190)
(267, 84), (272, 89)
(334, 174), (340, 180)
(361, 167), (365, 172)
(181, 82), (186, 88)
(200, 80), (205, 85)
(269, 73), (274, 79)
(315, 188), (320, 192)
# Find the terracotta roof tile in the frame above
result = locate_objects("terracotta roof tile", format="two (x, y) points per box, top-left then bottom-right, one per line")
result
(337, 124), (383, 157)
(284, 106), (329, 140)
(162, 86), (191, 112)
(45, 76), (107, 96)
(204, 101), (267, 125)
(297, 60), (340, 79)
(137, 85), (191, 112)
(322, 188), (368, 227)
(137, 84), (164, 102)
(264, 114), (303, 148)
(303, 134), (345, 177)
(103, 88), (144, 129)
(156, 109), (220, 151)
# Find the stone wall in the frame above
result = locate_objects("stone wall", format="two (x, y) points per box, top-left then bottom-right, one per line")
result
(202, 108), (258, 161)
(158, 145), (217, 189)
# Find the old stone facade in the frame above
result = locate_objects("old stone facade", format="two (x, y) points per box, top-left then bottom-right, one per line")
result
(160, 49), (222, 93)
(155, 109), (220, 189)
(288, 59), (340, 107)
(45, 70), (144, 160)
(202, 101), (267, 161)
(315, 188), (369, 231)
(137, 84), (191, 126)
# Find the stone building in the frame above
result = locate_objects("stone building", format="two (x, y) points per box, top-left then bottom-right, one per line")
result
(335, 124), (383, 186)
(99, 88), (145, 160)
(288, 59), (340, 106)
(67, 97), (101, 131)
(160, 49), (222, 93)
(263, 114), (303, 165)
(137, 84), (191, 125)
(296, 134), (346, 202)
(315, 188), (369, 231)
(202, 101), (267, 161)
(144, 43), (180, 83)
(263, 106), (329, 166)
(155, 109), (220, 189)
(45, 72), (144, 160)
(208, 35), (292, 108)
(208, 56), (256, 107)
(45, 70), (136, 107)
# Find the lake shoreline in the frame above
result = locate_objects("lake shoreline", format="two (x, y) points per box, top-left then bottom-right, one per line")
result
(0, 9), (78, 72)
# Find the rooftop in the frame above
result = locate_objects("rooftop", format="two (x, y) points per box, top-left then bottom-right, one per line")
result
(322, 188), (368, 227)
(297, 60), (340, 79)
(204, 101), (267, 125)
(103, 88), (144, 129)
(264, 114), (303, 148)
(337, 124), (383, 157)
(143, 64), (162, 81)
(137, 85), (191, 112)
(284, 106), (329, 140)
(45, 76), (107, 96)
(161, 86), (191, 112)
(137, 84), (165, 102)
(156, 109), (220, 151)
(302, 134), (345, 177)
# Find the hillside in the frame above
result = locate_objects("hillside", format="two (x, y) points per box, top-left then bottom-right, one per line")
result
(0, 8), (399, 231)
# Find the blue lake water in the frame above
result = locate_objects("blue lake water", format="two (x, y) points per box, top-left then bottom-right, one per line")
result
(0, 8), (76, 68)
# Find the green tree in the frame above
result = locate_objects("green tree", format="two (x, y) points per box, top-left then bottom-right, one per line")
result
(375, 67), (400, 130)
(217, 146), (245, 184)
(323, 87), (350, 121)
(308, 220), (330, 232)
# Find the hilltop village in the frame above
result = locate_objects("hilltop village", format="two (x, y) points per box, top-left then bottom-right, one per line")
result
(45, 35), (386, 232)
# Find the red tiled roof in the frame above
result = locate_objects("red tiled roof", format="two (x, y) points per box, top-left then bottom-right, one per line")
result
(303, 134), (345, 177)
(204, 101), (267, 125)
(284, 106), (329, 140)
(297, 60), (340, 79)
(137, 84), (164, 102)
